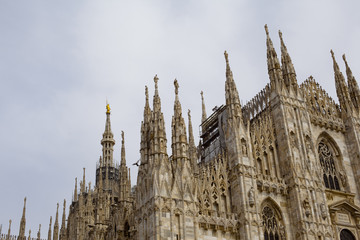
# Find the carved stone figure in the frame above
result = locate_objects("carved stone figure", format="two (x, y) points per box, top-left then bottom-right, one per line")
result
(248, 187), (255, 207)
(320, 203), (327, 219)
(303, 197), (311, 217)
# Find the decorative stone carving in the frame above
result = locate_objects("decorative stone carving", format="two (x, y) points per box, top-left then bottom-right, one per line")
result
(339, 170), (347, 187)
(290, 131), (298, 149)
(320, 203), (327, 219)
(303, 197), (311, 217)
(241, 138), (248, 156)
(248, 187), (255, 207)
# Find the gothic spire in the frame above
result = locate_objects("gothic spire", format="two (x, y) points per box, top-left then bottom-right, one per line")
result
(144, 85), (151, 119)
(59, 200), (66, 240)
(47, 216), (52, 240)
(119, 131), (129, 201)
(98, 164), (103, 190)
(331, 50), (354, 115)
(150, 75), (167, 155)
(121, 131), (126, 166)
(224, 51), (243, 121)
(7, 219), (11, 238)
(265, 24), (283, 93)
(188, 109), (198, 172)
(279, 30), (297, 92)
(171, 79), (188, 161)
(81, 168), (86, 193)
(343, 54), (360, 113)
(37, 224), (41, 240)
(201, 91), (207, 122)
(101, 102), (115, 167)
(73, 177), (77, 201)
(53, 203), (59, 240)
(188, 110), (195, 150)
(18, 197), (26, 239)
(153, 75), (161, 113)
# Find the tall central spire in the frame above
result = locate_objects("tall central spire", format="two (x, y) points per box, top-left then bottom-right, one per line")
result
(101, 102), (115, 167)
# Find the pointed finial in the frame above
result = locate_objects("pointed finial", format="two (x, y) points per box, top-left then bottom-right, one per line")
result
(154, 74), (159, 90)
(188, 109), (191, 119)
(201, 91), (207, 122)
(331, 50), (340, 71)
(106, 102), (111, 114)
(121, 130), (125, 144)
(174, 79), (179, 95)
(224, 51), (229, 63)
(342, 54), (348, 66)
(8, 219), (12, 234)
(330, 49), (335, 59)
(264, 24), (269, 35)
(37, 224), (41, 239)
(145, 85), (149, 101)
(278, 30), (283, 40)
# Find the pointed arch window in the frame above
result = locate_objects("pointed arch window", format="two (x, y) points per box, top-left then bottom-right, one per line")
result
(318, 141), (341, 191)
(262, 206), (286, 240)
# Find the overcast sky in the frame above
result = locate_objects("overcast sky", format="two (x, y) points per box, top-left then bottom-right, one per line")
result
(1, 0), (359, 237)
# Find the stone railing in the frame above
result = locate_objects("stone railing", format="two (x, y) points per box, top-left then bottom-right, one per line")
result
(0, 234), (46, 240)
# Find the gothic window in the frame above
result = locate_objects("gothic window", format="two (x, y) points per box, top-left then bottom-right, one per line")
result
(340, 229), (356, 240)
(262, 206), (286, 240)
(318, 141), (341, 191)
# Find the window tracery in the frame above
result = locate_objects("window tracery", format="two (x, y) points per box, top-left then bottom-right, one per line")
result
(262, 205), (285, 240)
(318, 141), (341, 190)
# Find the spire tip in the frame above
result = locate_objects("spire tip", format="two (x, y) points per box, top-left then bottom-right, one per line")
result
(264, 24), (269, 35)
(330, 49), (335, 58)
(106, 102), (111, 114)
(224, 51), (229, 62)
(174, 79), (179, 95)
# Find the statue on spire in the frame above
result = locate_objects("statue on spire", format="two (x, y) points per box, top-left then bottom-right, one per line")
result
(154, 74), (159, 90)
(145, 86), (149, 101)
(201, 91), (207, 122)
(106, 103), (111, 114)
(174, 79), (179, 95)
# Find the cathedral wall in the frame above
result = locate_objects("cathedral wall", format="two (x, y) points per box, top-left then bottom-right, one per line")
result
(310, 124), (360, 205)
(197, 228), (236, 240)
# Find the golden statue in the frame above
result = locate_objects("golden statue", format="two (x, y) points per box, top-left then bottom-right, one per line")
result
(106, 104), (111, 114)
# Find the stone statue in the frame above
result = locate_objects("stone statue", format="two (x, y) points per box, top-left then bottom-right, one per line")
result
(339, 171), (347, 187)
(320, 203), (327, 219)
(248, 187), (255, 207)
(303, 197), (311, 217)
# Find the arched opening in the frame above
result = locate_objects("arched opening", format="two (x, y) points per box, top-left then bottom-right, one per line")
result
(124, 221), (130, 237)
(318, 137), (342, 191)
(261, 203), (286, 240)
(340, 229), (356, 240)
